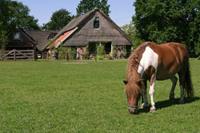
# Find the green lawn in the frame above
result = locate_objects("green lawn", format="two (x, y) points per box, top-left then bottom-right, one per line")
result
(0, 59), (199, 132)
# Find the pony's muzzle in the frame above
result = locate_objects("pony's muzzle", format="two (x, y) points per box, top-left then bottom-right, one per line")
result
(128, 106), (138, 114)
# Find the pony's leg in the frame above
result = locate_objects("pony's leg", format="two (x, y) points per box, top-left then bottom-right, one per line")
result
(179, 83), (185, 103)
(180, 84), (185, 104)
(149, 74), (156, 112)
(169, 76), (177, 101)
(140, 80), (148, 109)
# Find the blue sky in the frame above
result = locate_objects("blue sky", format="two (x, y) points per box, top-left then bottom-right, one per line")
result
(15, 0), (135, 26)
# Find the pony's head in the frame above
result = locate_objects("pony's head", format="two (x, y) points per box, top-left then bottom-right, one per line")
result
(123, 67), (144, 114)
(123, 80), (141, 114)
(123, 48), (146, 114)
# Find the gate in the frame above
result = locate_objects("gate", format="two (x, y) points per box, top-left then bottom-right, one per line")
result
(1, 49), (35, 60)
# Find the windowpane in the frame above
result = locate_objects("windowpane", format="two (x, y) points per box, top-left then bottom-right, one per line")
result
(93, 17), (100, 28)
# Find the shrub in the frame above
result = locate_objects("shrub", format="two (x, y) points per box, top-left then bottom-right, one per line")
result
(57, 47), (76, 60)
(96, 45), (105, 60)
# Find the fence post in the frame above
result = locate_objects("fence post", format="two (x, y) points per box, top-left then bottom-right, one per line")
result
(14, 49), (16, 61)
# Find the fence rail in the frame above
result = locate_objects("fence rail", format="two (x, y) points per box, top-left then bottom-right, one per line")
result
(1, 49), (35, 60)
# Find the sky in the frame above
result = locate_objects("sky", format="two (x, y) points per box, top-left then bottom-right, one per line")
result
(15, 0), (135, 26)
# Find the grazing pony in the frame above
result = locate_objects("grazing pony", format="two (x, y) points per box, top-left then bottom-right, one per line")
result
(123, 42), (193, 114)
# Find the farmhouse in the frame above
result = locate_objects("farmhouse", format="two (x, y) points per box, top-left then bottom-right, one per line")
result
(48, 8), (132, 59)
(3, 28), (57, 60)
(6, 28), (36, 50)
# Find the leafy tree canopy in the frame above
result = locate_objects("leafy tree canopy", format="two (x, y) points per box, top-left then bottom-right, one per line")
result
(134, 0), (200, 56)
(0, 0), (40, 48)
(76, 0), (110, 16)
(0, 0), (40, 31)
(43, 9), (73, 30)
(121, 22), (142, 49)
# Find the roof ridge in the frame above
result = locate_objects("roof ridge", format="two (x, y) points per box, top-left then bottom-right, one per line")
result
(53, 9), (98, 40)
(19, 28), (36, 43)
(97, 11), (132, 45)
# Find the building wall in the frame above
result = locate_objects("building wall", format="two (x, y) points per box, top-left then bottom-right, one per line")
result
(63, 12), (131, 46)
(7, 30), (35, 50)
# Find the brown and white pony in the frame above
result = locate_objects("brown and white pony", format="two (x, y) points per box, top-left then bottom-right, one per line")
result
(123, 42), (193, 114)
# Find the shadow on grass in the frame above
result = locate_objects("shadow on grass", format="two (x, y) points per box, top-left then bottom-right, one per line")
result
(138, 96), (200, 113)
(156, 96), (200, 109)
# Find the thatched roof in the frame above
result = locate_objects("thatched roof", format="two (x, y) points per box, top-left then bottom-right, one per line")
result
(25, 30), (57, 51)
(53, 10), (94, 40)
(50, 9), (132, 48)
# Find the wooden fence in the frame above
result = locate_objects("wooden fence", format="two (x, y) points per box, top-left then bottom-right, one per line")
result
(1, 49), (35, 60)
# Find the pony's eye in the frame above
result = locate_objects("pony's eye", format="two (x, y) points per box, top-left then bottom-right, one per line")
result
(137, 80), (142, 86)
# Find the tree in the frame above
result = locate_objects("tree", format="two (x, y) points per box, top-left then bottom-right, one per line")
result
(43, 9), (73, 30)
(134, 0), (200, 56)
(99, 0), (110, 15)
(187, 1), (200, 56)
(0, 0), (40, 48)
(121, 21), (143, 49)
(0, 0), (40, 31)
(0, 22), (8, 50)
(76, 0), (110, 16)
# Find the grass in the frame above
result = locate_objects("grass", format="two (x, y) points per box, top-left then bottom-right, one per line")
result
(0, 59), (199, 132)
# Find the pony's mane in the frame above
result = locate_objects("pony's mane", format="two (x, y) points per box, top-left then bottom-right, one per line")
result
(124, 42), (154, 99)
(128, 42), (153, 72)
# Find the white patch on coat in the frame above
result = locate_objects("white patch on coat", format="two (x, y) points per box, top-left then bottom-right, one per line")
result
(137, 46), (159, 75)
(149, 78), (155, 107)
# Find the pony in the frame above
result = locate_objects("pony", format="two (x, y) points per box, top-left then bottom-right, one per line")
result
(123, 42), (193, 114)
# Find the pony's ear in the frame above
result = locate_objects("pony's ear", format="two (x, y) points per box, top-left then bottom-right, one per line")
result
(123, 80), (128, 85)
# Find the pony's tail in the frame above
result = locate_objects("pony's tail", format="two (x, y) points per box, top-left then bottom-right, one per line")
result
(184, 58), (194, 98)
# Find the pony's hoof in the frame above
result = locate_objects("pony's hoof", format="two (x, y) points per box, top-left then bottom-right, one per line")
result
(150, 107), (156, 112)
(139, 103), (149, 109)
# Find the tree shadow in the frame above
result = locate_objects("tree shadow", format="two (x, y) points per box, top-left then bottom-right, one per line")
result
(138, 96), (200, 113)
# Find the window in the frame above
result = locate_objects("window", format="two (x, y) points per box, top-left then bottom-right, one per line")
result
(14, 32), (20, 40)
(93, 17), (100, 29)
(48, 33), (57, 40)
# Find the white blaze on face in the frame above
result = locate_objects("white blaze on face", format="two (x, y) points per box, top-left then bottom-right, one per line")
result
(137, 46), (159, 75)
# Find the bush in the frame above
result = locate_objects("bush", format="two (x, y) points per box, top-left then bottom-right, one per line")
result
(57, 47), (76, 60)
(96, 45), (105, 60)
